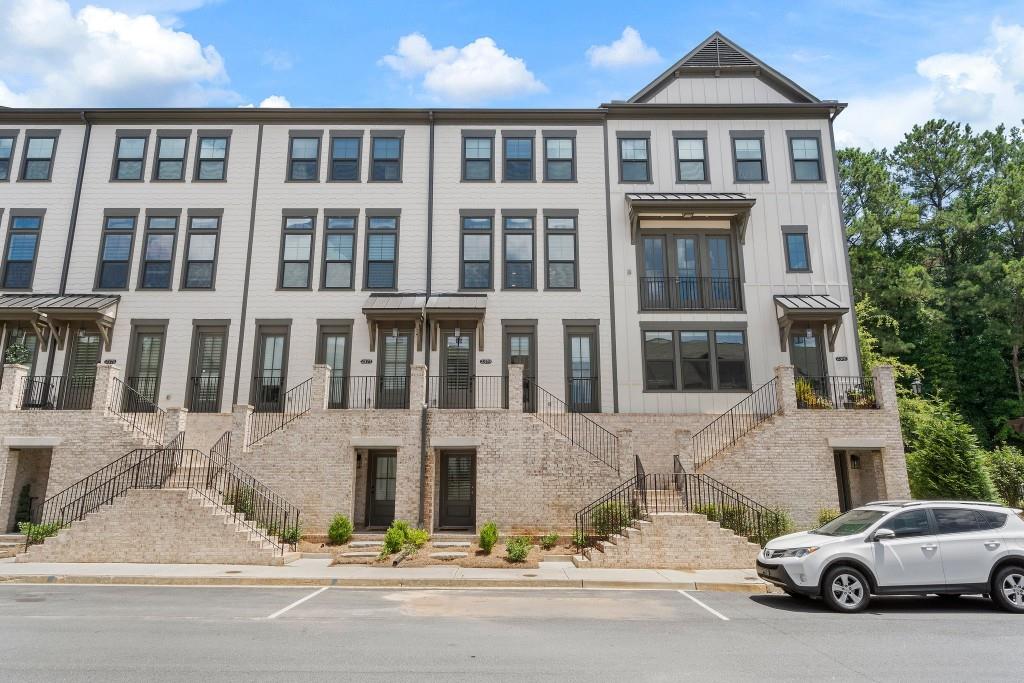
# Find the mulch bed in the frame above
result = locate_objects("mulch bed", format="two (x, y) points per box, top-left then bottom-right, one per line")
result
(325, 539), (575, 569)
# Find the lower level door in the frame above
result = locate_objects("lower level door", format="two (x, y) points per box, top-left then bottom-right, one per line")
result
(367, 451), (397, 527)
(439, 451), (475, 529)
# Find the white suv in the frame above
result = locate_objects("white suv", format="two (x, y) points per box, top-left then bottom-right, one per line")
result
(757, 500), (1024, 613)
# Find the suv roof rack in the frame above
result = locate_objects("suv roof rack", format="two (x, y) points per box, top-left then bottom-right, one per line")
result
(865, 499), (1006, 508)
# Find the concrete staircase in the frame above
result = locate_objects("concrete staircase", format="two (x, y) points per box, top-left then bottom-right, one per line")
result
(0, 533), (26, 559)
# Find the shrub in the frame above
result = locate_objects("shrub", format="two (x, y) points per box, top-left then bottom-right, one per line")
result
(379, 519), (430, 558)
(505, 536), (532, 563)
(540, 532), (559, 550)
(795, 378), (832, 409)
(327, 514), (353, 545)
(693, 502), (719, 521)
(572, 529), (586, 548)
(759, 507), (794, 544)
(18, 521), (60, 545)
(817, 508), (841, 527)
(405, 527), (430, 549)
(479, 521), (499, 554)
(280, 525), (302, 545)
(591, 501), (634, 536)
(985, 445), (1024, 508)
(694, 503), (748, 536)
(4, 341), (30, 365)
(381, 524), (406, 556)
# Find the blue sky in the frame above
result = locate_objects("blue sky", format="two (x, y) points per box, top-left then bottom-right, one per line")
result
(2, 0), (1024, 149)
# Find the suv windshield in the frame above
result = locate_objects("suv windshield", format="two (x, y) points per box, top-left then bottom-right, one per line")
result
(813, 509), (888, 536)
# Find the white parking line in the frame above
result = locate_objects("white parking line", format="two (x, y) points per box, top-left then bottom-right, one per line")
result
(678, 590), (729, 621)
(266, 587), (329, 620)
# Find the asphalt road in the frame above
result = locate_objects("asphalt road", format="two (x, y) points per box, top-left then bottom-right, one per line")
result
(0, 585), (1020, 681)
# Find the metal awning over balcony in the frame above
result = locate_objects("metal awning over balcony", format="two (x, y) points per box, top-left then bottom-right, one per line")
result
(626, 192), (755, 243)
(0, 293), (119, 351)
(774, 294), (848, 352)
(362, 293), (488, 351)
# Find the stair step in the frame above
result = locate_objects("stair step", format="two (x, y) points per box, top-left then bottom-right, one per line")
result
(433, 541), (471, 548)
(341, 551), (380, 558)
(349, 541), (383, 548)
(429, 552), (468, 560)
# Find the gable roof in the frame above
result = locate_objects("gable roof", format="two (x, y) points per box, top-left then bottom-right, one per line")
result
(629, 31), (819, 104)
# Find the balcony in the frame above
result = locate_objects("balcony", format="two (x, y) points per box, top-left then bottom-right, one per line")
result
(795, 375), (877, 410)
(639, 277), (742, 311)
(427, 375), (507, 409)
(327, 374), (410, 410)
(19, 375), (94, 410)
(187, 375), (223, 413)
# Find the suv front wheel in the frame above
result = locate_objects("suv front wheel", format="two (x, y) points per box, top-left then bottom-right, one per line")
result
(992, 566), (1024, 613)
(822, 566), (871, 613)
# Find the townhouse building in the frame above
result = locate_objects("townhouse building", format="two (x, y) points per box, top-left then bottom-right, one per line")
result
(0, 34), (909, 545)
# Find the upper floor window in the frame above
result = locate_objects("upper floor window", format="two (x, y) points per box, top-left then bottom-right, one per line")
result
(618, 137), (650, 183)
(545, 216), (577, 289)
(643, 331), (676, 391)
(112, 134), (148, 181)
(639, 233), (739, 310)
(732, 135), (766, 182)
(279, 216), (315, 288)
(0, 133), (15, 181)
(288, 135), (320, 181)
(330, 135), (361, 181)
(462, 136), (493, 181)
(503, 216), (534, 289)
(154, 134), (188, 181)
(21, 134), (57, 181)
(182, 215), (220, 288)
(96, 215), (137, 289)
(461, 216), (493, 289)
(675, 135), (708, 182)
(544, 137), (575, 181)
(642, 328), (749, 392)
(322, 215), (356, 289)
(139, 215), (178, 289)
(370, 136), (402, 181)
(789, 135), (823, 181)
(2, 214), (43, 289)
(365, 215), (398, 288)
(783, 226), (811, 272)
(195, 135), (228, 180)
(503, 136), (533, 181)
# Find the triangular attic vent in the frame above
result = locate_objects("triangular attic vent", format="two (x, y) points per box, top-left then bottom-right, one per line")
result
(683, 36), (756, 68)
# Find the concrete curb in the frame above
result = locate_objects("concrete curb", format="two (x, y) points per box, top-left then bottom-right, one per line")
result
(0, 574), (773, 593)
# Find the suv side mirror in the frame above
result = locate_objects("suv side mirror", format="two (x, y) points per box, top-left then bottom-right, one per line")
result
(872, 528), (896, 542)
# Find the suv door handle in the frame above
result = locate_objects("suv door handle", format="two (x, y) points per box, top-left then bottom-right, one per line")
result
(985, 541), (1001, 549)
(920, 544), (938, 551)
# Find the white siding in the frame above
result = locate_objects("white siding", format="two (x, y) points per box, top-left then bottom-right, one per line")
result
(645, 75), (795, 105)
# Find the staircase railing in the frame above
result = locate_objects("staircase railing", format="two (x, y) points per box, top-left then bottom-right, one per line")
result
(107, 376), (168, 444)
(526, 379), (619, 473)
(247, 377), (312, 448)
(691, 378), (779, 470)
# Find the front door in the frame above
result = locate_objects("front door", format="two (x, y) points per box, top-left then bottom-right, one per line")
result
(367, 450), (397, 527)
(439, 451), (475, 529)
(505, 330), (536, 412)
(566, 330), (598, 413)
(871, 509), (945, 588)
(63, 328), (101, 409)
(254, 331), (287, 410)
(790, 326), (826, 379)
(439, 331), (474, 408)
(319, 331), (349, 408)
(127, 327), (164, 411)
(377, 330), (411, 408)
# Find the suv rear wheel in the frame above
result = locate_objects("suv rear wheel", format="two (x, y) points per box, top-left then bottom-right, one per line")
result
(822, 566), (870, 613)
(992, 566), (1024, 613)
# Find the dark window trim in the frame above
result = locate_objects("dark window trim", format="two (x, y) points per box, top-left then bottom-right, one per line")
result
(363, 211), (400, 290)
(672, 130), (710, 184)
(616, 131), (652, 184)
(193, 129), (232, 182)
(151, 130), (190, 182)
(634, 228), (745, 312)
(286, 129), (323, 182)
(501, 210), (537, 291)
(109, 129), (151, 183)
(0, 129), (20, 183)
(461, 130), (495, 182)
(782, 224), (812, 273)
(125, 319), (169, 405)
(277, 211), (317, 290)
(180, 210), (222, 289)
(543, 212), (579, 291)
(320, 210), (359, 290)
(542, 131), (577, 182)
(316, 320), (354, 380)
(785, 130), (826, 184)
(369, 131), (404, 183)
(137, 209), (181, 290)
(185, 320), (231, 412)
(459, 211), (494, 291)
(500, 130), (535, 183)
(639, 322), (751, 393)
(250, 320), (292, 405)
(563, 321), (601, 412)
(1, 209), (45, 290)
(729, 130), (767, 184)
(19, 130), (60, 182)
(93, 209), (140, 292)
(328, 130), (363, 183)
(641, 329), (677, 392)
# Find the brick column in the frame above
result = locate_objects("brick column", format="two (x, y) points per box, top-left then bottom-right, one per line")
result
(773, 365), (798, 415)
(507, 364), (524, 412)
(231, 404), (254, 453)
(163, 408), (188, 444)
(617, 427), (635, 473)
(409, 363), (427, 408)
(310, 364), (331, 411)
(871, 365), (898, 412)
(0, 364), (28, 410)
(91, 363), (121, 413)
(675, 428), (692, 472)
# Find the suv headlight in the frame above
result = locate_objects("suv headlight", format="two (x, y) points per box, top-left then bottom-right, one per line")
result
(767, 547), (819, 559)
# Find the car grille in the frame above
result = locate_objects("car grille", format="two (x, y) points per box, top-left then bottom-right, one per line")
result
(763, 549), (785, 559)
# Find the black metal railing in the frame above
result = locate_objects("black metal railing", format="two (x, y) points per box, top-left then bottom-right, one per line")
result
(527, 379), (619, 472)
(188, 375), (223, 413)
(247, 377), (312, 448)
(19, 375), (94, 410)
(691, 378), (779, 470)
(108, 377), (167, 444)
(639, 276), (742, 311)
(566, 376), (599, 413)
(795, 375), (878, 410)
(125, 375), (159, 409)
(427, 375), (507, 409)
(327, 374), (410, 409)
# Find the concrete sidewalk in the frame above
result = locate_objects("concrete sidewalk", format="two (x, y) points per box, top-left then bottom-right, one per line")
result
(0, 557), (773, 592)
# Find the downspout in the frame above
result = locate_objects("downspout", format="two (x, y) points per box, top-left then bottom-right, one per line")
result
(47, 111), (92, 378)
(232, 123), (264, 404)
(418, 111), (436, 527)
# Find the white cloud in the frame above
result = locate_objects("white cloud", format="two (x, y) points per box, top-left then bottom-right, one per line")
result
(0, 0), (235, 107)
(257, 95), (290, 108)
(379, 33), (546, 103)
(836, 20), (1024, 150)
(586, 27), (660, 69)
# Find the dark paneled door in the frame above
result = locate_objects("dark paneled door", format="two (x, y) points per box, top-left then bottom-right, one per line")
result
(439, 332), (474, 408)
(367, 450), (397, 527)
(439, 451), (475, 529)
(505, 330), (536, 412)
(64, 328), (101, 409)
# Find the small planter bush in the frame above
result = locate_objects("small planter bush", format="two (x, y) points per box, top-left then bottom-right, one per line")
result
(280, 524), (302, 545)
(540, 532), (559, 550)
(505, 536), (532, 563)
(18, 521), (60, 545)
(572, 529), (586, 549)
(328, 514), (353, 545)
(591, 501), (634, 536)
(4, 341), (30, 365)
(759, 507), (794, 544)
(816, 508), (841, 527)
(479, 521), (499, 554)
(379, 520), (430, 559)
(795, 379), (832, 409)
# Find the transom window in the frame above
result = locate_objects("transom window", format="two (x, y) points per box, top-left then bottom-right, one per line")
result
(280, 216), (314, 288)
(643, 328), (749, 392)
(288, 136), (320, 181)
(139, 216), (178, 289)
(544, 137), (574, 181)
(676, 137), (707, 182)
(733, 137), (766, 182)
(503, 137), (533, 181)
(619, 138), (650, 182)
(365, 216), (398, 288)
(503, 216), (534, 289)
(154, 135), (187, 180)
(0, 134), (15, 181)
(461, 216), (493, 289)
(21, 135), (57, 181)
(370, 136), (402, 181)
(96, 215), (137, 289)
(113, 135), (147, 180)
(195, 136), (228, 180)
(182, 216), (220, 288)
(790, 136), (823, 181)
(330, 136), (360, 181)
(323, 216), (356, 289)
(463, 137), (493, 181)
(2, 215), (43, 289)
(545, 216), (577, 289)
